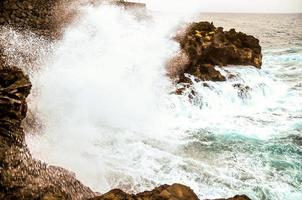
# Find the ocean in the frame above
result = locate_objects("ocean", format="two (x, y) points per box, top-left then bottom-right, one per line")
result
(10, 6), (300, 200)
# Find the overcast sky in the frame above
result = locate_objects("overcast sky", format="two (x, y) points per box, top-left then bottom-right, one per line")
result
(141, 0), (302, 13)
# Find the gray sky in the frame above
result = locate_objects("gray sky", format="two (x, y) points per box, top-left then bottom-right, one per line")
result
(142, 0), (302, 13)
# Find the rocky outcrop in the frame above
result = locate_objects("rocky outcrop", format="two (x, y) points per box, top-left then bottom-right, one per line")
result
(0, 64), (95, 200)
(170, 21), (262, 83)
(90, 184), (251, 200)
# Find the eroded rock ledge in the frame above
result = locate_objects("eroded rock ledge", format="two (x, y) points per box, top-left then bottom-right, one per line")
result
(170, 21), (262, 83)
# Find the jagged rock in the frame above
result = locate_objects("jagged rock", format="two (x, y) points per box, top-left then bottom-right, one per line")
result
(0, 65), (95, 200)
(90, 184), (251, 200)
(171, 21), (262, 83)
(89, 184), (198, 200)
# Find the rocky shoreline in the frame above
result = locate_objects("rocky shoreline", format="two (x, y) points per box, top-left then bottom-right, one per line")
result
(1, 0), (259, 199)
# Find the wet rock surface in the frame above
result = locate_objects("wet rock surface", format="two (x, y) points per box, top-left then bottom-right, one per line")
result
(171, 21), (262, 83)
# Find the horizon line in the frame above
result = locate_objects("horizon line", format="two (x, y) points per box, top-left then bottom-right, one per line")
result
(198, 11), (302, 14)
(147, 9), (302, 15)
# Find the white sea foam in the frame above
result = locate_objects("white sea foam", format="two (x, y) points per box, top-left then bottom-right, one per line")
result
(1, 4), (301, 200)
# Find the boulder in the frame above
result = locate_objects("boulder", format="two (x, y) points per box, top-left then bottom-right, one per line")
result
(170, 21), (262, 83)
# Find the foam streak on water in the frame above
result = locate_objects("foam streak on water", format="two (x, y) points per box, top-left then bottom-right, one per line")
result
(3, 5), (301, 200)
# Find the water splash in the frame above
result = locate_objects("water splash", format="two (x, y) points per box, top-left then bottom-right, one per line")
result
(1, 4), (301, 200)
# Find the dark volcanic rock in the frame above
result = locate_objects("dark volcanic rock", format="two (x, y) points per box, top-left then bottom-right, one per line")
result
(171, 21), (262, 83)
(0, 64), (95, 200)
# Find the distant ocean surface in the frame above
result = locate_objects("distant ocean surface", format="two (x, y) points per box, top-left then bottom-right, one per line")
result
(199, 13), (302, 48)
(24, 9), (302, 200)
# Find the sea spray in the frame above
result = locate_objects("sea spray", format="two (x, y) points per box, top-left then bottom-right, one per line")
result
(25, 4), (184, 192)
(1, 3), (301, 200)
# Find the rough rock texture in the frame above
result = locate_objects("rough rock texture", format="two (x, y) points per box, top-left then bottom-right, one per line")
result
(0, 64), (95, 200)
(90, 184), (251, 200)
(0, 0), (146, 39)
(171, 21), (262, 83)
(0, 0), (78, 39)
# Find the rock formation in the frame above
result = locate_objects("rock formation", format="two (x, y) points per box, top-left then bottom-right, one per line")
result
(170, 21), (262, 83)
(90, 184), (251, 200)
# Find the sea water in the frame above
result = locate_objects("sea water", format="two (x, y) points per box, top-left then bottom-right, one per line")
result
(1, 5), (301, 200)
